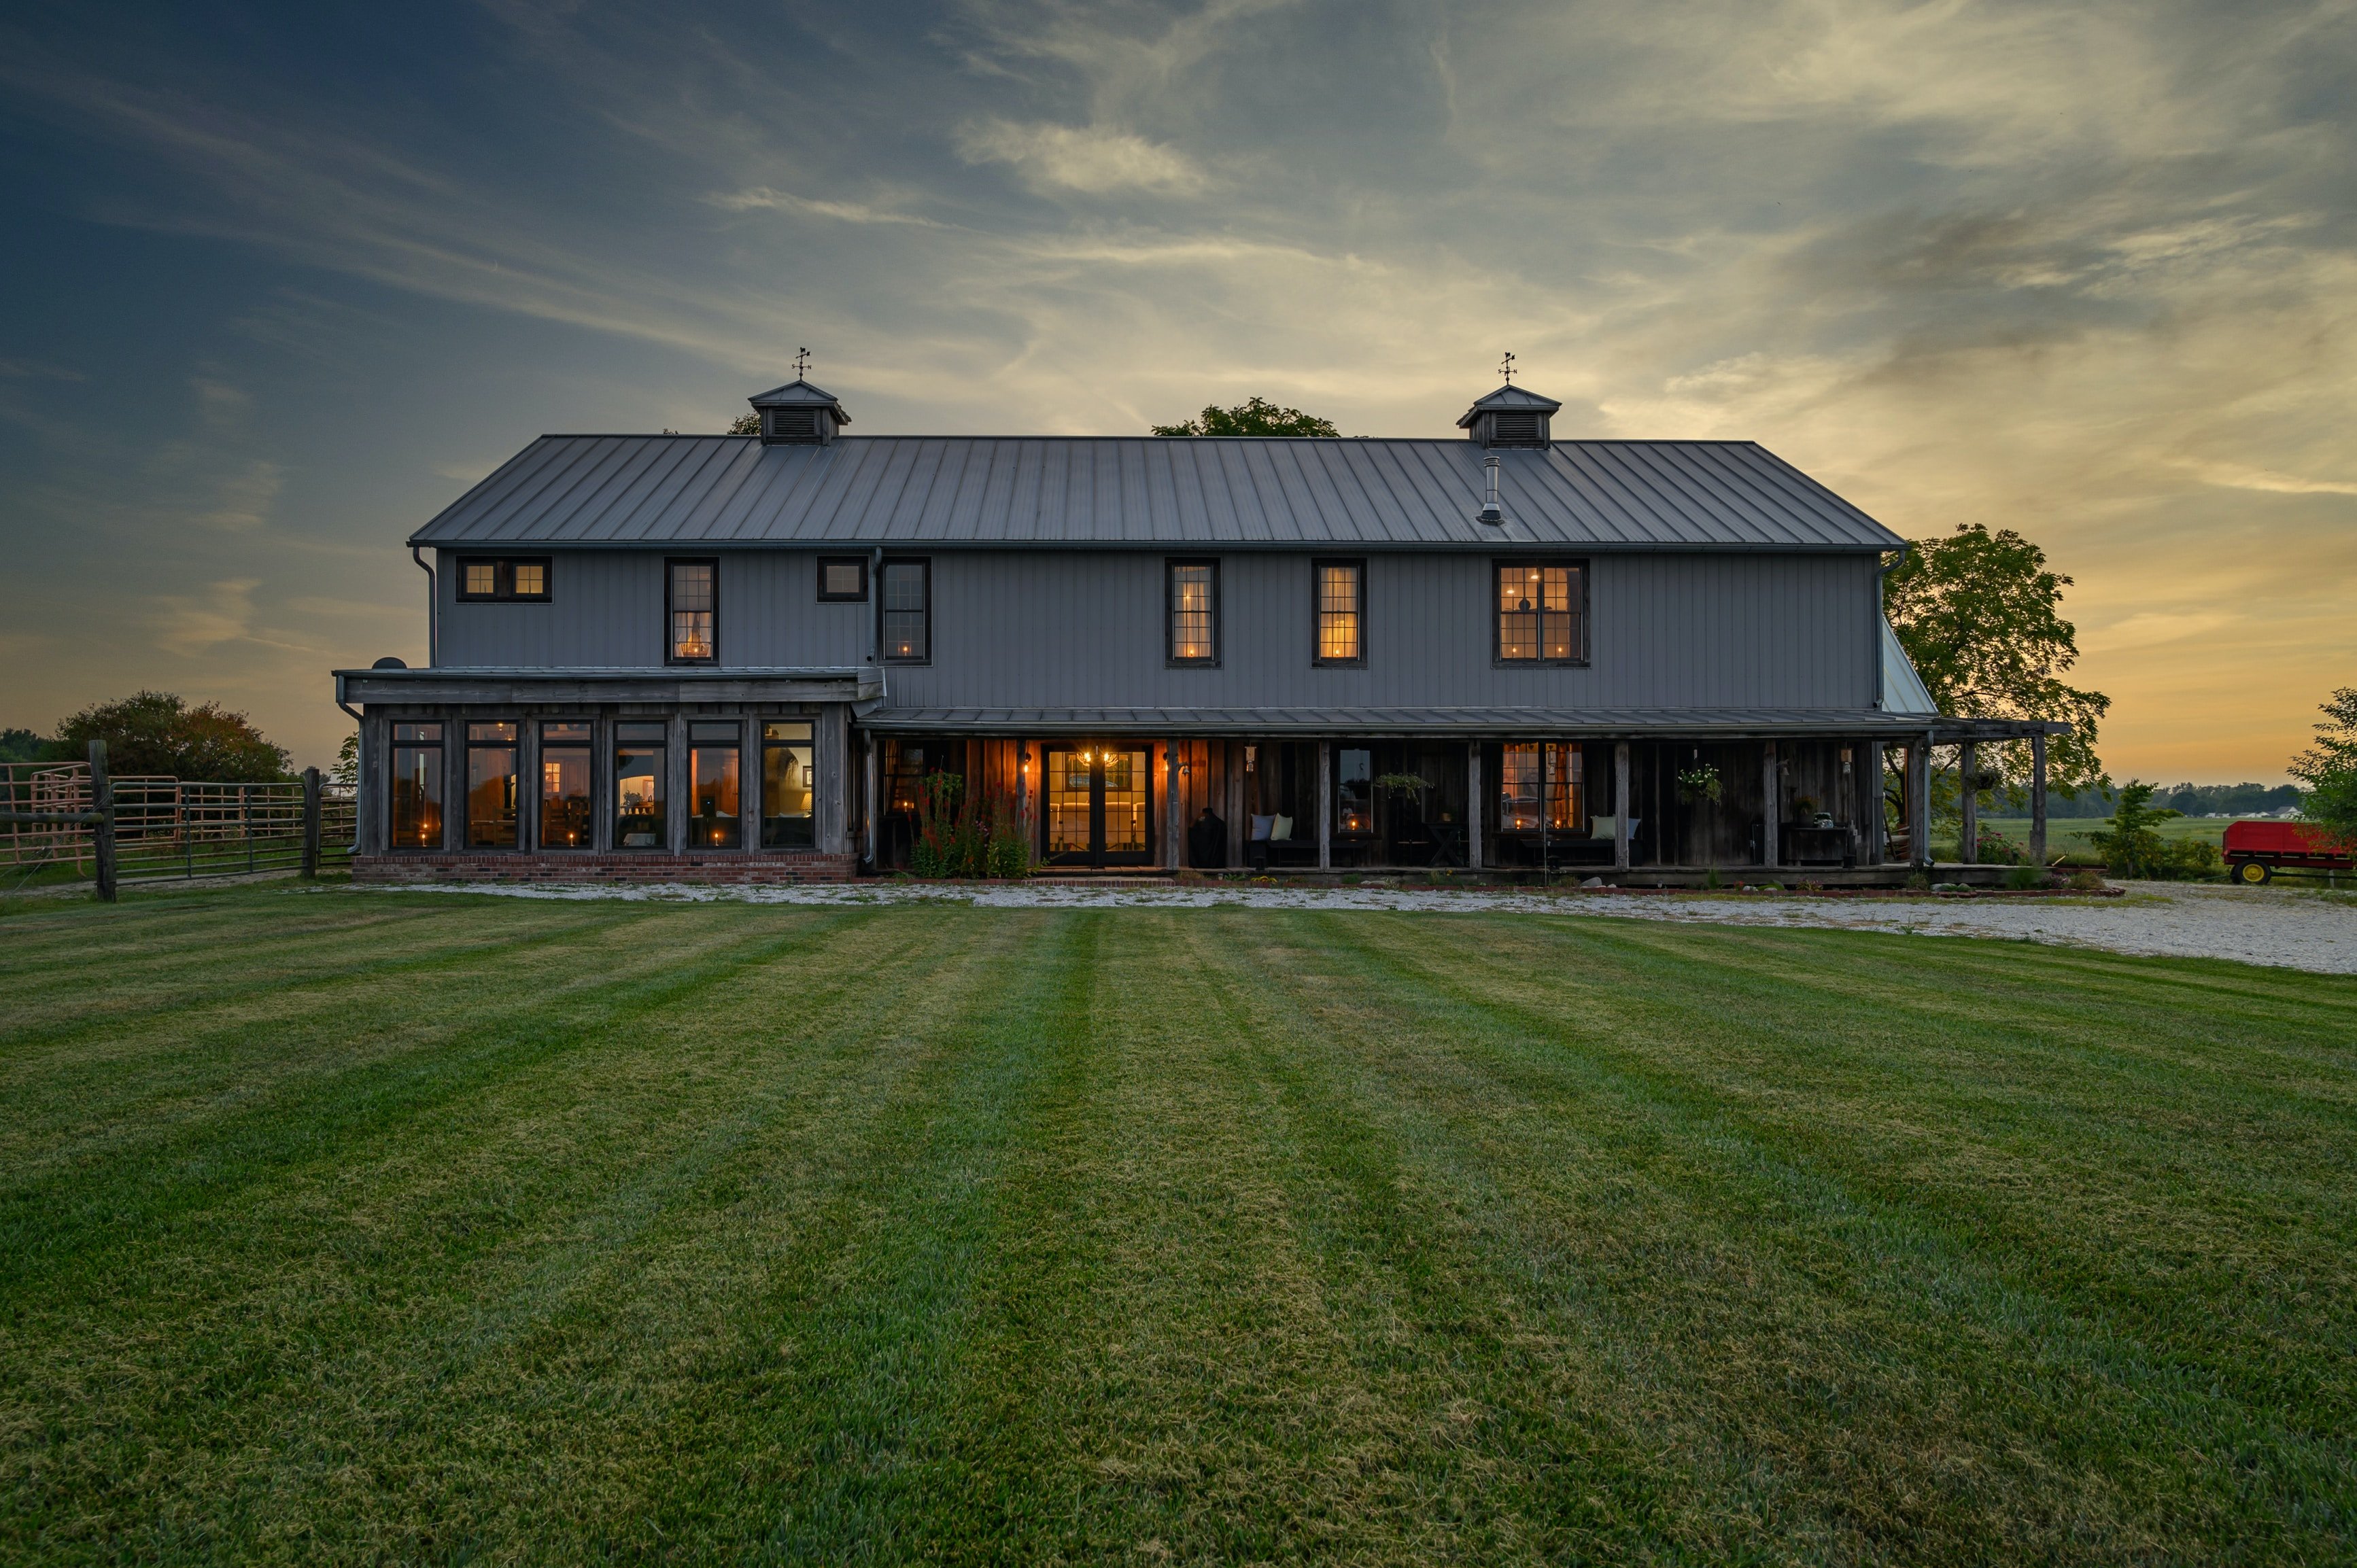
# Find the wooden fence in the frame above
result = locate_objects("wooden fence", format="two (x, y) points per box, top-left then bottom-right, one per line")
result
(3, 747), (354, 898)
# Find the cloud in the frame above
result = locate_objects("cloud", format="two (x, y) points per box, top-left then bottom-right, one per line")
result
(956, 118), (1207, 194)
(150, 578), (264, 656)
(0, 358), (84, 381)
(2177, 460), (2357, 497)
(703, 187), (944, 226)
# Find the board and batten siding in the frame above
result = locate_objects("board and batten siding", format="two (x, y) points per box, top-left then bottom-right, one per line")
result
(435, 546), (1878, 710)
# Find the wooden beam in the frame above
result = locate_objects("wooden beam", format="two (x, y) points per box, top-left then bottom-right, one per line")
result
(1957, 739), (1978, 865)
(2029, 732), (2048, 867)
(1613, 742), (1631, 871)
(1761, 740), (1779, 869)
(1165, 740), (1181, 869)
(1467, 745), (1484, 870)
(1317, 741), (1332, 871)
(1909, 737), (1932, 869)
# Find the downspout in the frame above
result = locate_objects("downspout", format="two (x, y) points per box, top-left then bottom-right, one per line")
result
(412, 545), (437, 667)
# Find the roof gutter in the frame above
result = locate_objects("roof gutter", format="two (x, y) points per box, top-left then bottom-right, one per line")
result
(412, 546), (437, 667)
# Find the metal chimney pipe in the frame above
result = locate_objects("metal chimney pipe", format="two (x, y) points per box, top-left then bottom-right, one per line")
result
(1475, 453), (1504, 525)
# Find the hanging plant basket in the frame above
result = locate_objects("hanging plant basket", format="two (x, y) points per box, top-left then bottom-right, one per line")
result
(1675, 764), (1723, 807)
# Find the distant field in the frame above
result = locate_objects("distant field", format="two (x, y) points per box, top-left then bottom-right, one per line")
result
(1963, 814), (2256, 863)
(2, 884), (2353, 1563)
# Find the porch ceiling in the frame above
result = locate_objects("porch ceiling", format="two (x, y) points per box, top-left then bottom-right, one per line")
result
(853, 705), (2066, 742)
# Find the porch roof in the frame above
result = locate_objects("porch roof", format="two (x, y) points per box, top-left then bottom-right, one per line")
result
(855, 705), (2065, 742)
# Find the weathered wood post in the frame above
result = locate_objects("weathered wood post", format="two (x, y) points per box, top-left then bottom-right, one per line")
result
(2029, 732), (2048, 867)
(302, 766), (323, 879)
(1466, 745), (1483, 871)
(1761, 740), (1780, 869)
(88, 740), (117, 903)
(1862, 742), (1885, 863)
(1910, 737), (1933, 869)
(1165, 740), (1180, 870)
(1957, 740), (1978, 864)
(1316, 742), (1332, 871)
(1613, 742), (1631, 871)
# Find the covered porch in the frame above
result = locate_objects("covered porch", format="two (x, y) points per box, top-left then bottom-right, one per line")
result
(858, 709), (2069, 882)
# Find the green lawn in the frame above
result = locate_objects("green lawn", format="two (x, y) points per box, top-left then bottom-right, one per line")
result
(2, 886), (2352, 1564)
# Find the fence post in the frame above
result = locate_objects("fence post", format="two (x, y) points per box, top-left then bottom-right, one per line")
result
(88, 740), (117, 903)
(242, 782), (254, 873)
(303, 767), (322, 878)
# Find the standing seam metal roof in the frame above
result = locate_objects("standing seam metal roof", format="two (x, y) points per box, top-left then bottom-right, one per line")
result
(409, 435), (1904, 551)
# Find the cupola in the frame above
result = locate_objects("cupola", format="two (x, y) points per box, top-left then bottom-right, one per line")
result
(746, 379), (850, 445)
(1457, 383), (1560, 449)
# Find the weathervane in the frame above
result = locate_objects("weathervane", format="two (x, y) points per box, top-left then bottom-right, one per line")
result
(1499, 351), (1517, 384)
(793, 347), (812, 379)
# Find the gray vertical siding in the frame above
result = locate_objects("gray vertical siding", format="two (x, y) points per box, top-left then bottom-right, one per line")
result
(434, 545), (1880, 710)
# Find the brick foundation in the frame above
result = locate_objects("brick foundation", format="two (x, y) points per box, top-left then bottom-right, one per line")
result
(354, 852), (858, 885)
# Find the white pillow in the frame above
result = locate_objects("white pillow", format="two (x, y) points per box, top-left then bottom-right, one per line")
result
(1273, 814), (1294, 841)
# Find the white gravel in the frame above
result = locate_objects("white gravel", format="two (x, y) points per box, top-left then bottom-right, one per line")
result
(362, 877), (2357, 975)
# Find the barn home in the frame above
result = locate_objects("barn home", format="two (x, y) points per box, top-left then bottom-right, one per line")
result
(332, 374), (2065, 882)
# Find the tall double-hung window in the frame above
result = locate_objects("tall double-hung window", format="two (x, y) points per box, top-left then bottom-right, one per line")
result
(1315, 560), (1364, 665)
(668, 559), (717, 663)
(1494, 561), (1585, 664)
(880, 559), (929, 663)
(1167, 559), (1218, 664)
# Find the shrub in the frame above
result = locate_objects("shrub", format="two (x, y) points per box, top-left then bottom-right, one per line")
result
(2067, 869), (2107, 892)
(2004, 864), (2045, 891)
(1973, 827), (2027, 865)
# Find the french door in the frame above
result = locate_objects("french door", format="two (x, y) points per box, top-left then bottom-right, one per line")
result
(1042, 745), (1153, 866)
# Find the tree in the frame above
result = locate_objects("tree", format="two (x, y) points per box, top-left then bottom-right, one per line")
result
(54, 691), (291, 781)
(2088, 782), (2176, 879)
(1885, 522), (2110, 798)
(1152, 397), (1340, 437)
(2288, 686), (2357, 850)
(0, 728), (51, 765)
(728, 413), (761, 435)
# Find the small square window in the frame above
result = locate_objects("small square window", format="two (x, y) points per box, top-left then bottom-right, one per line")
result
(455, 557), (552, 602)
(818, 557), (867, 602)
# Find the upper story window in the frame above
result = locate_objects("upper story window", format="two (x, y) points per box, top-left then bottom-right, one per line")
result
(1167, 559), (1218, 665)
(455, 557), (551, 602)
(668, 559), (717, 663)
(881, 559), (929, 663)
(1495, 561), (1585, 664)
(1315, 559), (1364, 665)
(818, 557), (867, 602)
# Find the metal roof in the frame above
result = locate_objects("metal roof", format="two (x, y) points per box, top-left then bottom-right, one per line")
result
(410, 434), (1904, 552)
(1457, 383), (1563, 425)
(1878, 620), (1940, 716)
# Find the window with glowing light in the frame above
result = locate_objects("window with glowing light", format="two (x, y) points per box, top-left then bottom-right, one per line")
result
(615, 722), (668, 848)
(1335, 746), (1374, 835)
(389, 721), (442, 850)
(455, 557), (551, 601)
(1167, 559), (1218, 664)
(690, 722), (742, 849)
(668, 559), (717, 663)
(538, 720), (592, 848)
(880, 559), (929, 663)
(761, 720), (814, 848)
(466, 721), (519, 848)
(1499, 742), (1582, 833)
(1495, 561), (1585, 663)
(1314, 560), (1364, 665)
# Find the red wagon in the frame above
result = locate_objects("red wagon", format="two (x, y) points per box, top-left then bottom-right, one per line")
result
(2224, 820), (2354, 884)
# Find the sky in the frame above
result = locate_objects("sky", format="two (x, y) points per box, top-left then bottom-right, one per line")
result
(1, 0), (2350, 780)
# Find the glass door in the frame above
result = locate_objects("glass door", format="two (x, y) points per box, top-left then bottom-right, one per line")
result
(1040, 744), (1154, 866)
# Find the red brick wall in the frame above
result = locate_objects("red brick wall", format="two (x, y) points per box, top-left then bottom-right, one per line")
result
(353, 853), (857, 885)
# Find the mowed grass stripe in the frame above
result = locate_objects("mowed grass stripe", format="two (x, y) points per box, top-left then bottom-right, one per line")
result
(1279, 913), (2354, 1555)
(7, 903), (1036, 1559)
(0, 888), (2352, 1565)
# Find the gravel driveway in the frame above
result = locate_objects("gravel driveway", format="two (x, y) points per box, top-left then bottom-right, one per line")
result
(375, 878), (2357, 976)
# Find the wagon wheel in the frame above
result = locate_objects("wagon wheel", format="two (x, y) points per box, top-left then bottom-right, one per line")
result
(2233, 859), (2271, 885)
